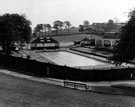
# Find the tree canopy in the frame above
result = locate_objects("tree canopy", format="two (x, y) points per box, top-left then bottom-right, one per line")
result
(44, 24), (51, 36)
(110, 9), (135, 64)
(83, 20), (90, 28)
(0, 13), (32, 54)
(34, 24), (51, 37)
(78, 25), (84, 32)
(64, 21), (71, 35)
(34, 24), (44, 35)
(53, 20), (63, 36)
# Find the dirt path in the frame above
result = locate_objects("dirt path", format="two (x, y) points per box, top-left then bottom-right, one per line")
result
(0, 71), (135, 107)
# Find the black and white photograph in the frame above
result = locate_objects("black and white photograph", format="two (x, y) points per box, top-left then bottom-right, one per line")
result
(0, 0), (135, 106)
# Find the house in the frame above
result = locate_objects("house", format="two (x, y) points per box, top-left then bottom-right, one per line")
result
(30, 37), (59, 49)
(80, 38), (95, 46)
(95, 39), (103, 48)
(95, 32), (120, 49)
(95, 38), (119, 49)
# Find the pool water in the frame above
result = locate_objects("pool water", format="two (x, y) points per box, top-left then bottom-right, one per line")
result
(39, 51), (107, 67)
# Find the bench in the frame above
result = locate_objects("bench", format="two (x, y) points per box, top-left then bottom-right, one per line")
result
(64, 81), (89, 90)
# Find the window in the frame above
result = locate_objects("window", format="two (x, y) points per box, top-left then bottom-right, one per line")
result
(47, 39), (51, 42)
(37, 43), (43, 47)
(40, 39), (44, 42)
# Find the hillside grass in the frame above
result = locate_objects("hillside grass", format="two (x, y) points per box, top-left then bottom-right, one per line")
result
(52, 34), (102, 42)
(0, 71), (135, 107)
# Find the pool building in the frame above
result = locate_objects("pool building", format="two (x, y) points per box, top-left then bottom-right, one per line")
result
(30, 37), (59, 49)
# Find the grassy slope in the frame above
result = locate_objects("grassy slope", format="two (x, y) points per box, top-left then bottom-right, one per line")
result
(0, 71), (135, 107)
(52, 34), (102, 42)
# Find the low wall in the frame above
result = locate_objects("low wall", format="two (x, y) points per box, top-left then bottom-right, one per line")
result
(0, 54), (134, 81)
(70, 47), (109, 58)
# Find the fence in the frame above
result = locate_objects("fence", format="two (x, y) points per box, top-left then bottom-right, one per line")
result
(0, 54), (135, 81)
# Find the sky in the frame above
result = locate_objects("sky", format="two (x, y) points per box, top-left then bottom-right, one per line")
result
(0, 0), (135, 28)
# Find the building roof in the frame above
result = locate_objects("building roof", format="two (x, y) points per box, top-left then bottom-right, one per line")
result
(80, 38), (91, 41)
(103, 32), (120, 39)
(31, 37), (59, 43)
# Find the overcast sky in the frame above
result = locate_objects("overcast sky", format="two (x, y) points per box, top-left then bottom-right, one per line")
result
(0, 0), (135, 28)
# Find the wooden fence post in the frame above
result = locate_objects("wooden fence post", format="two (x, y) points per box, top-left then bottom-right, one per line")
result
(47, 63), (49, 77)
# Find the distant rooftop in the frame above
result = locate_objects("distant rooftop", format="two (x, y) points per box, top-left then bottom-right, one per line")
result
(31, 37), (59, 43)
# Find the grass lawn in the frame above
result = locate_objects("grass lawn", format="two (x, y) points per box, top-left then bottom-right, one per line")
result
(52, 34), (102, 42)
(0, 70), (135, 107)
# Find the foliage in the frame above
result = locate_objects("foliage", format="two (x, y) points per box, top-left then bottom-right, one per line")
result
(110, 9), (135, 64)
(53, 20), (63, 36)
(34, 24), (44, 37)
(34, 24), (51, 37)
(0, 13), (32, 55)
(83, 20), (90, 28)
(64, 21), (71, 35)
(78, 25), (84, 32)
(105, 20), (114, 32)
(44, 24), (51, 36)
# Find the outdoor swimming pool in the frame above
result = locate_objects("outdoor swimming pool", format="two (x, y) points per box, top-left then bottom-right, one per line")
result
(39, 51), (107, 67)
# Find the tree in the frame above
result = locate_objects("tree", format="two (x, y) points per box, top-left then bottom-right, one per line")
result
(78, 25), (84, 33)
(53, 23), (59, 36)
(34, 24), (44, 37)
(44, 24), (51, 36)
(105, 19), (114, 32)
(44, 24), (48, 36)
(83, 20), (90, 28)
(46, 24), (51, 36)
(110, 9), (135, 64)
(0, 13), (32, 55)
(64, 21), (71, 35)
(53, 20), (63, 36)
